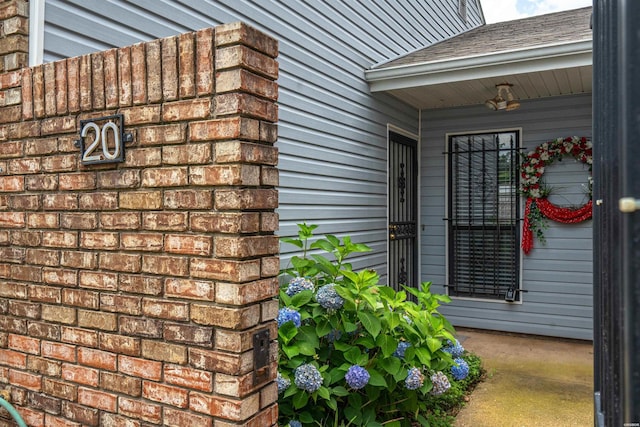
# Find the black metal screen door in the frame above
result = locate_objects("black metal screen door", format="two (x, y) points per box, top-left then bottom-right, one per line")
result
(593, 2), (640, 424)
(388, 131), (418, 292)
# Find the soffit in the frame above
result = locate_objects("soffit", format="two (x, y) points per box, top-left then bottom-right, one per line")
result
(366, 7), (593, 110)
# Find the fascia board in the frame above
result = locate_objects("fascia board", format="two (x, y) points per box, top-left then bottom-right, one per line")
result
(366, 40), (593, 92)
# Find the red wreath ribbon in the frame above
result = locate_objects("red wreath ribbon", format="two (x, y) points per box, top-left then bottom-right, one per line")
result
(522, 197), (592, 254)
(520, 136), (592, 254)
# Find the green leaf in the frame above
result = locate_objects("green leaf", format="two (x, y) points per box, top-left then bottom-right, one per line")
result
(278, 322), (298, 345)
(297, 326), (320, 350)
(357, 311), (381, 338)
(299, 412), (315, 424)
(315, 320), (333, 338)
(344, 406), (362, 426)
(343, 347), (361, 364)
(293, 390), (309, 409)
(282, 344), (300, 359)
(415, 347), (432, 367)
(310, 239), (336, 253)
(377, 286), (396, 300)
(279, 291), (292, 306)
(341, 314), (358, 333)
(416, 414), (431, 427)
(352, 243), (372, 253)
(380, 356), (402, 376)
(367, 369), (387, 387)
(325, 234), (341, 247)
(297, 222), (318, 237)
(348, 393), (362, 409)
(291, 289), (314, 307)
(317, 386), (331, 400)
(327, 396), (338, 411)
(312, 254), (339, 276)
(291, 257), (317, 273)
(426, 337), (442, 353)
(281, 237), (303, 248)
(298, 340), (317, 356)
(333, 341), (353, 352)
(283, 384), (299, 398)
(342, 270), (358, 284)
(360, 292), (379, 310)
(393, 367), (407, 383)
(328, 367), (346, 385)
(355, 335), (376, 349)
(434, 293), (452, 303)
(331, 386), (349, 397)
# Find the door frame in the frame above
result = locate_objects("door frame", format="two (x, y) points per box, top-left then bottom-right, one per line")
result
(386, 123), (421, 289)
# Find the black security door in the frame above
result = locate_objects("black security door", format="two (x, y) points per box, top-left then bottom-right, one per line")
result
(388, 131), (418, 293)
(593, 1), (640, 425)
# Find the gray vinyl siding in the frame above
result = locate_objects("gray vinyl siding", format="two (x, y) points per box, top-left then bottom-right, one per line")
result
(421, 93), (593, 340)
(41, 0), (483, 275)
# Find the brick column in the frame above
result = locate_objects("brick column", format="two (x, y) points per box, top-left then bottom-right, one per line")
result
(0, 22), (279, 426)
(0, 0), (29, 73)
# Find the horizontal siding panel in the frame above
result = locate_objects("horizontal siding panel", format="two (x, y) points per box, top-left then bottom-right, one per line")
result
(524, 269), (592, 284)
(279, 173), (385, 195)
(279, 191), (385, 206)
(451, 316), (593, 340)
(279, 219), (386, 237)
(523, 292), (592, 306)
(441, 302), (591, 325)
(277, 206), (386, 221)
(522, 248), (593, 262)
(524, 259), (593, 273)
(526, 280), (592, 295)
(422, 94), (593, 340)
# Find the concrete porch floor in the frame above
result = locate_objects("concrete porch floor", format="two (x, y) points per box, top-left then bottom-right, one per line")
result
(453, 328), (594, 427)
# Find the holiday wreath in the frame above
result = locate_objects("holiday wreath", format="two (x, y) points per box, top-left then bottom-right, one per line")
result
(520, 136), (593, 254)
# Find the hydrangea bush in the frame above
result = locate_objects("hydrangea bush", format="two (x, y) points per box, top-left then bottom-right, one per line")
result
(277, 223), (474, 427)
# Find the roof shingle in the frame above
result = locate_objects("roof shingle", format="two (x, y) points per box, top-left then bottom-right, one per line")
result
(375, 6), (592, 69)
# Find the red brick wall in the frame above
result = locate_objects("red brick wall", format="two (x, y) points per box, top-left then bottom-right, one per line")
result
(0, 21), (279, 427)
(0, 0), (28, 74)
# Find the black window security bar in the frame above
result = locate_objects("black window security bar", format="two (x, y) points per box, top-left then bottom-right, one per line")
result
(447, 132), (520, 300)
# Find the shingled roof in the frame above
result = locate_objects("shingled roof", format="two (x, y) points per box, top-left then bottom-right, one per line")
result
(375, 6), (592, 69)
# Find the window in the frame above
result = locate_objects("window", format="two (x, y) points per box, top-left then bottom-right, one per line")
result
(458, 0), (467, 21)
(447, 131), (520, 300)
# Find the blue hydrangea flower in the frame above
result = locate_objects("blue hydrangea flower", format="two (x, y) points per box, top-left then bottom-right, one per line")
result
(430, 371), (451, 396)
(288, 421), (302, 427)
(277, 372), (291, 394)
(393, 341), (411, 358)
(326, 329), (342, 342)
(277, 307), (301, 328)
(316, 283), (344, 309)
(345, 365), (370, 390)
(451, 357), (469, 381)
(294, 364), (323, 393)
(443, 339), (465, 358)
(285, 277), (314, 296)
(405, 367), (424, 390)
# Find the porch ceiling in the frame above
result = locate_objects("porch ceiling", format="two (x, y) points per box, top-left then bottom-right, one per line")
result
(365, 7), (593, 110)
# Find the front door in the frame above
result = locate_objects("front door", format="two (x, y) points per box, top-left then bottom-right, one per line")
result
(388, 130), (418, 293)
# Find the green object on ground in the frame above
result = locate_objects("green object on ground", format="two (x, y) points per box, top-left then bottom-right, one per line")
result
(0, 395), (28, 427)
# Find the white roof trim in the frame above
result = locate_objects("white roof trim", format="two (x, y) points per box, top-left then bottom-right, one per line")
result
(365, 40), (592, 92)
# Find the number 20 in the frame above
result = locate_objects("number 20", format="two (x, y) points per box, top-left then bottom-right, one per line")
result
(81, 121), (121, 163)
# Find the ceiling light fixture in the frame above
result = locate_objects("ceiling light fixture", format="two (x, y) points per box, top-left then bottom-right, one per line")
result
(485, 83), (520, 111)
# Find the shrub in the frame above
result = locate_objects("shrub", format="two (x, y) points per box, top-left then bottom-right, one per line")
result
(277, 223), (475, 427)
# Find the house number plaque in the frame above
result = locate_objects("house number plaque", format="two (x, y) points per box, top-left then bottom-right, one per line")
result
(75, 114), (132, 165)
